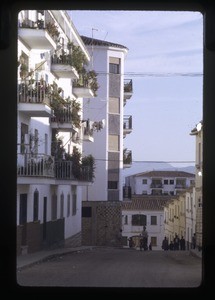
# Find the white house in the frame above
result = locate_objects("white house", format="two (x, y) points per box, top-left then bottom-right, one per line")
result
(80, 36), (133, 202)
(121, 196), (174, 250)
(17, 10), (97, 254)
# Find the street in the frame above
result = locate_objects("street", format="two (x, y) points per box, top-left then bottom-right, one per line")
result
(17, 247), (202, 288)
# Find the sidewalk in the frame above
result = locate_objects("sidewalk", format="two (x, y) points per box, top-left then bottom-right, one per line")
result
(190, 248), (202, 259)
(17, 246), (95, 270)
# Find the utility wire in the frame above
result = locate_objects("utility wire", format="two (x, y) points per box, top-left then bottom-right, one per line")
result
(94, 71), (203, 77)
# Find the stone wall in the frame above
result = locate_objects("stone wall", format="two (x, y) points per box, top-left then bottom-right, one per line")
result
(82, 201), (122, 246)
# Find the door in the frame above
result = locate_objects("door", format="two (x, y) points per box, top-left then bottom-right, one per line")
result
(43, 197), (47, 241)
(19, 194), (27, 245)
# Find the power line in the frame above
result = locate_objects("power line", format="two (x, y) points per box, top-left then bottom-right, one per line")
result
(94, 71), (203, 77)
(92, 158), (195, 163)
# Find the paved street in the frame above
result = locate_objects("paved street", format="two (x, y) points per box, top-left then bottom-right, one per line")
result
(17, 247), (202, 288)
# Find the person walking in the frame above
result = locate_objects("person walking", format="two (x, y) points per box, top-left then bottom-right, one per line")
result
(162, 236), (169, 250)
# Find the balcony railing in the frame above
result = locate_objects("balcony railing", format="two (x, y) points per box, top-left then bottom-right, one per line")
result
(18, 81), (51, 105)
(51, 54), (79, 79)
(150, 183), (163, 188)
(55, 161), (93, 181)
(17, 153), (55, 177)
(123, 149), (132, 168)
(17, 80), (52, 117)
(124, 79), (133, 101)
(18, 11), (59, 49)
(123, 115), (132, 137)
(17, 154), (93, 181)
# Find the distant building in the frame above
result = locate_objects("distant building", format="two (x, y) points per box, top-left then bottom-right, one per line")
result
(124, 170), (195, 199)
(190, 120), (203, 250)
(121, 196), (175, 250)
(163, 187), (196, 249)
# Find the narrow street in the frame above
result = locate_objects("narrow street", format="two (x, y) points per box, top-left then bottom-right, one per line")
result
(17, 247), (202, 288)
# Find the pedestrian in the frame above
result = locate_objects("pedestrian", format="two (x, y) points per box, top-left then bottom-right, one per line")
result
(162, 236), (169, 250)
(174, 234), (180, 250)
(148, 242), (152, 250)
(169, 241), (174, 250)
(142, 226), (148, 251)
(128, 237), (133, 248)
(140, 237), (144, 251)
(192, 233), (196, 249)
(180, 236), (186, 250)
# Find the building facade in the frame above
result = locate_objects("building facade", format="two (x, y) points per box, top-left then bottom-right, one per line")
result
(81, 36), (133, 202)
(124, 170), (195, 198)
(17, 10), (98, 254)
(190, 120), (203, 250)
(121, 196), (174, 250)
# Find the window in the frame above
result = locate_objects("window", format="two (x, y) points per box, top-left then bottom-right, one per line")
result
(151, 236), (157, 247)
(108, 134), (119, 151)
(109, 63), (119, 74)
(142, 179), (147, 184)
(170, 180), (174, 185)
(67, 194), (70, 217)
(108, 181), (118, 189)
(124, 215), (128, 225)
(142, 190), (147, 195)
(151, 216), (157, 225)
(33, 189), (39, 222)
(132, 214), (146, 226)
(109, 97), (120, 114)
(82, 207), (92, 217)
(164, 179), (168, 185)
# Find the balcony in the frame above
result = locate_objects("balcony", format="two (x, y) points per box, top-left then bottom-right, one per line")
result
(18, 19), (57, 50)
(123, 149), (132, 168)
(50, 108), (76, 132)
(17, 154), (93, 182)
(124, 79), (133, 103)
(51, 55), (79, 79)
(73, 71), (98, 99)
(17, 81), (53, 117)
(73, 85), (94, 99)
(17, 153), (55, 177)
(55, 161), (93, 181)
(123, 115), (132, 137)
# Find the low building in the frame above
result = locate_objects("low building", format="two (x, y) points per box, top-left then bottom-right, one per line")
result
(121, 196), (174, 250)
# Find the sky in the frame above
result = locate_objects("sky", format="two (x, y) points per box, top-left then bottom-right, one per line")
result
(69, 10), (203, 170)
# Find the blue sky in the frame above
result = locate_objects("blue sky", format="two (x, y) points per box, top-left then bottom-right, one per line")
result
(69, 10), (203, 168)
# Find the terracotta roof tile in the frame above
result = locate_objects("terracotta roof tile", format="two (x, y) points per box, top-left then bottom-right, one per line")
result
(81, 35), (128, 50)
(131, 170), (195, 178)
(121, 196), (176, 211)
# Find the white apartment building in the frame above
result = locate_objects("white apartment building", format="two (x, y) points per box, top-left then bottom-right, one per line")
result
(81, 36), (133, 201)
(124, 170), (195, 197)
(17, 10), (97, 254)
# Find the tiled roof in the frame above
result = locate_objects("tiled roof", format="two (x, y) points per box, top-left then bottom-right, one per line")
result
(81, 35), (128, 50)
(131, 170), (195, 178)
(121, 196), (175, 211)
